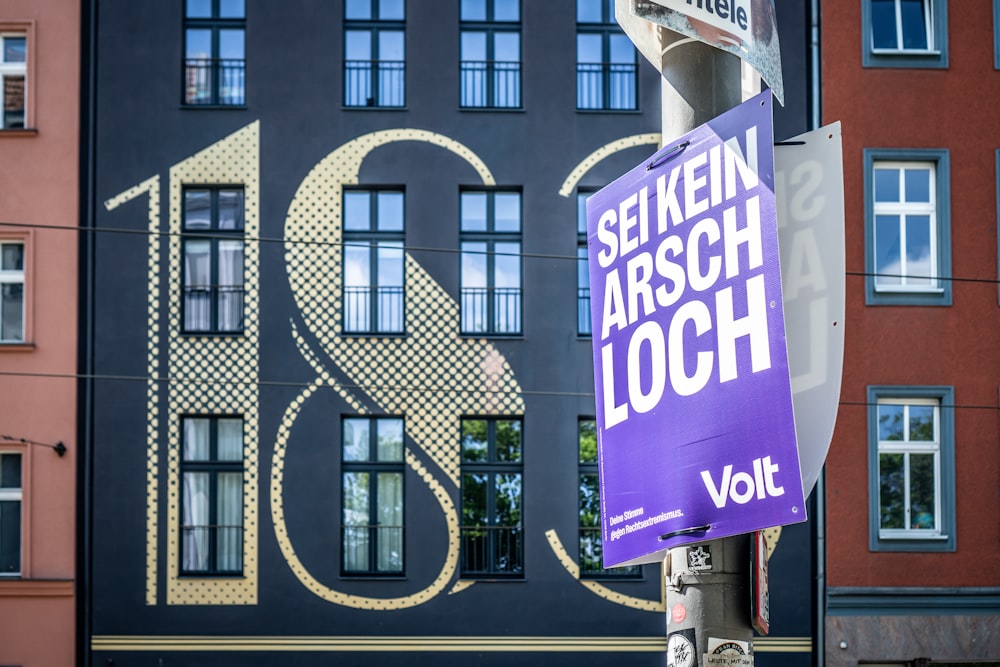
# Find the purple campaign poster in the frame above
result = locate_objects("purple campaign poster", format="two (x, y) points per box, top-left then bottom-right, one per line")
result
(586, 92), (806, 567)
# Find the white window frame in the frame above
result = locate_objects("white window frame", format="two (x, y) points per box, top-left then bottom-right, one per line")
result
(870, 0), (936, 54)
(872, 160), (939, 293)
(875, 397), (942, 540)
(0, 451), (22, 576)
(0, 32), (27, 130)
(862, 0), (948, 69)
(0, 240), (25, 343)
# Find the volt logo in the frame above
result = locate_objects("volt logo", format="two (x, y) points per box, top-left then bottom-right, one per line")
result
(701, 456), (785, 509)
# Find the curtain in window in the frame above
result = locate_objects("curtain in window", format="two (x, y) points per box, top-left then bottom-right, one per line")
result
(377, 472), (403, 572)
(184, 240), (211, 330)
(183, 472), (210, 571)
(217, 240), (244, 331)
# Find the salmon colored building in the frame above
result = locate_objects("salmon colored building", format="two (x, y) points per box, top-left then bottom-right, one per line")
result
(0, 0), (79, 665)
(822, 1), (1000, 664)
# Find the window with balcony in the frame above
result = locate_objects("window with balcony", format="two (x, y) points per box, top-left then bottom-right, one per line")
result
(576, 0), (637, 110)
(460, 0), (521, 109)
(460, 190), (521, 335)
(181, 416), (244, 574)
(578, 419), (639, 577)
(344, 0), (406, 107)
(0, 452), (21, 575)
(863, 0), (948, 68)
(0, 33), (26, 129)
(577, 191), (592, 336)
(182, 187), (245, 333)
(0, 241), (24, 343)
(460, 418), (523, 578)
(184, 0), (246, 106)
(868, 387), (955, 552)
(343, 189), (404, 334)
(341, 416), (405, 575)
(865, 150), (951, 305)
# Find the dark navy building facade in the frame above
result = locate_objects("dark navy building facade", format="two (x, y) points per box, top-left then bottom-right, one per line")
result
(80, 1), (817, 665)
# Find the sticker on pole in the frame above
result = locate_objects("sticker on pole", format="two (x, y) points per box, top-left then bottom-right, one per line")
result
(586, 91), (805, 568)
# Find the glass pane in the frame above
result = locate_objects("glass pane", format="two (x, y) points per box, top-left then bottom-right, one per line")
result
(217, 240), (244, 285)
(874, 215), (901, 286)
(376, 191), (404, 231)
(218, 190), (244, 230)
(461, 420), (488, 462)
(2, 37), (26, 63)
(577, 0), (603, 23)
(609, 33), (634, 63)
(344, 243), (372, 288)
(1, 243), (23, 271)
(376, 472), (403, 572)
(379, 0), (405, 20)
(182, 471), (210, 571)
(874, 167), (900, 203)
(217, 418), (243, 461)
(185, 29), (212, 59)
(494, 473), (522, 526)
(343, 472), (370, 524)
(0, 453), (20, 488)
(379, 31), (405, 61)
(909, 453), (936, 529)
(0, 500), (20, 573)
(184, 190), (211, 229)
(493, 242), (520, 289)
(577, 193), (590, 235)
(219, 29), (245, 60)
(376, 419), (404, 462)
(494, 0), (520, 22)
(345, 0), (371, 20)
(461, 243), (487, 289)
(494, 32), (520, 61)
(185, 0), (212, 19)
(343, 418), (370, 462)
(461, 31), (487, 62)
(879, 452), (904, 529)
(2, 75), (24, 128)
(579, 420), (597, 463)
(899, 0), (928, 50)
(461, 192), (487, 231)
(870, 0), (898, 49)
(461, 473), (488, 525)
(376, 242), (404, 287)
(577, 247), (590, 290)
(216, 472), (242, 571)
(904, 167), (931, 203)
(344, 191), (371, 231)
(905, 214), (932, 285)
(878, 403), (904, 441)
(184, 240), (211, 285)
(579, 473), (600, 527)
(183, 418), (211, 461)
(345, 30), (373, 61)
(1, 284), (23, 342)
(219, 0), (246, 18)
(460, 0), (486, 21)
(494, 193), (520, 232)
(496, 420), (522, 462)
(908, 404), (935, 441)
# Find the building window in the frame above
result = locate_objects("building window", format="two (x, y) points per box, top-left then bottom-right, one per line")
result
(577, 191), (592, 336)
(343, 189), (404, 334)
(341, 417), (404, 575)
(460, 418), (523, 577)
(995, 0), (1000, 69)
(576, 0), (637, 110)
(460, 0), (521, 109)
(0, 452), (21, 575)
(184, 0), (246, 106)
(868, 387), (955, 552)
(344, 0), (405, 107)
(182, 187), (245, 333)
(0, 241), (24, 343)
(460, 190), (522, 335)
(578, 419), (639, 578)
(181, 417), (244, 574)
(863, 0), (948, 68)
(864, 150), (951, 306)
(0, 33), (26, 129)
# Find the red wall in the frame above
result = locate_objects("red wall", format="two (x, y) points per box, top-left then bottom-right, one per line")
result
(822, 1), (1000, 588)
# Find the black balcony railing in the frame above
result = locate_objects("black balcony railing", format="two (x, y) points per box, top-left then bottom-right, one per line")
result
(343, 285), (404, 333)
(344, 60), (406, 107)
(460, 525), (523, 576)
(460, 286), (521, 334)
(181, 524), (243, 573)
(577, 287), (591, 335)
(184, 285), (245, 332)
(184, 58), (246, 106)
(460, 60), (521, 108)
(342, 524), (404, 573)
(576, 62), (637, 110)
(578, 526), (641, 577)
